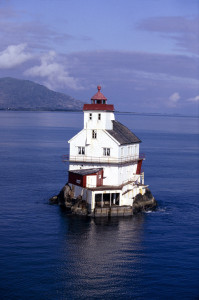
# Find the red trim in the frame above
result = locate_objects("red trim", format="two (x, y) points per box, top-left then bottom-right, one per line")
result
(136, 160), (143, 175)
(83, 104), (114, 111)
(96, 169), (103, 186)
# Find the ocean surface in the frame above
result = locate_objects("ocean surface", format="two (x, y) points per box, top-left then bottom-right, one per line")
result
(0, 111), (199, 300)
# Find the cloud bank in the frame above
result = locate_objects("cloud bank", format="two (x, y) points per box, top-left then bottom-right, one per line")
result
(0, 43), (198, 113)
(0, 44), (32, 69)
(137, 16), (199, 55)
(25, 51), (83, 90)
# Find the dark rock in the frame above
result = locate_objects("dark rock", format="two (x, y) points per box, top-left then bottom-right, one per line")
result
(57, 183), (72, 206)
(49, 195), (59, 205)
(71, 199), (88, 215)
(133, 188), (157, 214)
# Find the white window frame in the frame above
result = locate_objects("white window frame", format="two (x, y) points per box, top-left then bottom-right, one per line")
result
(98, 113), (101, 120)
(89, 113), (92, 120)
(78, 146), (85, 155)
(103, 147), (110, 156)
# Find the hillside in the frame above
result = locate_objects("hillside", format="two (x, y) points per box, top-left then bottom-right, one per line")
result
(0, 77), (84, 111)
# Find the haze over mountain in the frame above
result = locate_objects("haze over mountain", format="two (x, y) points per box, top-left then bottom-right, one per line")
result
(0, 77), (84, 111)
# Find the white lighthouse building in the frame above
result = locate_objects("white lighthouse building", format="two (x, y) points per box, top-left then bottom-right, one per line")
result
(65, 86), (147, 216)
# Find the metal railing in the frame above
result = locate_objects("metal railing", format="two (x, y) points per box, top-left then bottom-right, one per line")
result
(62, 153), (145, 164)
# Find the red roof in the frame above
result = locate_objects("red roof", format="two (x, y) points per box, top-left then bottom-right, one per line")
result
(91, 85), (107, 101)
(83, 104), (114, 111)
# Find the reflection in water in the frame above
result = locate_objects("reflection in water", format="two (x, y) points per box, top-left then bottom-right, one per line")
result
(58, 213), (145, 299)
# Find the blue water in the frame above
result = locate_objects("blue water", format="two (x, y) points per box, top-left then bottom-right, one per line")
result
(0, 111), (199, 300)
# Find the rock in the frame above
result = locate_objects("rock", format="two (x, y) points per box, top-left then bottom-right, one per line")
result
(133, 188), (157, 214)
(56, 183), (73, 206)
(49, 195), (59, 205)
(50, 184), (157, 217)
(49, 184), (88, 215)
(71, 199), (88, 215)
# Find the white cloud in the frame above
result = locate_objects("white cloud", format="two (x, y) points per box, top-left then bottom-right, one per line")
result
(25, 51), (82, 90)
(168, 92), (180, 107)
(187, 95), (199, 102)
(0, 44), (32, 68)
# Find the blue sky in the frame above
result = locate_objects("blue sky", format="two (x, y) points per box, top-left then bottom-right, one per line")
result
(0, 0), (198, 114)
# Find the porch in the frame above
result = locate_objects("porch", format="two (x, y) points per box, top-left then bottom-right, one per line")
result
(95, 192), (120, 208)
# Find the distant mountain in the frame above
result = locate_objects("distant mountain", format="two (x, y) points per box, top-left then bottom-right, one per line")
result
(0, 77), (84, 111)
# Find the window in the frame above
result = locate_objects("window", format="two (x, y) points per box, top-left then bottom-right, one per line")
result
(89, 113), (92, 120)
(92, 130), (97, 139)
(78, 147), (85, 155)
(98, 113), (101, 120)
(103, 148), (110, 156)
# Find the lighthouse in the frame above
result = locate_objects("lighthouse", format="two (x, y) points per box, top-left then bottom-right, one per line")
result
(65, 86), (148, 216)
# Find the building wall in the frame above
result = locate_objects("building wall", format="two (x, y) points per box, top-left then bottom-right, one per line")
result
(119, 143), (139, 158)
(118, 163), (139, 184)
(69, 164), (119, 186)
(69, 129), (119, 161)
(69, 129), (140, 161)
(69, 163), (140, 187)
(84, 110), (115, 130)
(69, 169), (103, 188)
(68, 172), (85, 187)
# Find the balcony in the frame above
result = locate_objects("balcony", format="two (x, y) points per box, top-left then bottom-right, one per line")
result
(63, 153), (145, 165)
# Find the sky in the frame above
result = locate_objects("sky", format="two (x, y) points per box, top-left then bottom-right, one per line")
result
(0, 0), (199, 115)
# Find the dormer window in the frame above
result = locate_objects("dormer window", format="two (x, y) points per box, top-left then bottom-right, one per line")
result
(92, 130), (97, 139)
(98, 113), (101, 120)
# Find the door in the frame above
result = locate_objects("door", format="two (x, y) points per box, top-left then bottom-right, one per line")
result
(86, 175), (97, 188)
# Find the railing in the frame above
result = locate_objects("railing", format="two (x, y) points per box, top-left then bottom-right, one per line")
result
(62, 153), (145, 164)
(85, 174), (145, 189)
(121, 173), (144, 187)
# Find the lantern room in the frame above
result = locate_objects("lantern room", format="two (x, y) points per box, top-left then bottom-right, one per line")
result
(83, 86), (114, 112)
